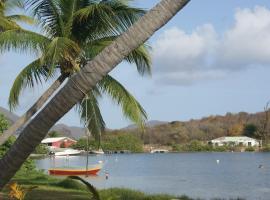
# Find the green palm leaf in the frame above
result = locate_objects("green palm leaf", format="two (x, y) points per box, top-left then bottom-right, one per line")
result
(8, 58), (50, 110)
(0, 16), (20, 30)
(26, 0), (64, 36)
(0, 29), (50, 55)
(98, 75), (147, 129)
(73, 0), (145, 42)
(78, 90), (105, 146)
(6, 14), (35, 24)
(40, 37), (81, 74)
(84, 36), (151, 75)
(69, 176), (100, 200)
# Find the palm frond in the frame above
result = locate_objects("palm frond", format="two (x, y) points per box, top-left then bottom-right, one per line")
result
(73, 0), (145, 42)
(40, 37), (81, 74)
(98, 75), (147, 129)
(8, 58), (50, 110)
(77, 90), (105, 144)
(26, 0), (64, 37)
(69, 176), (100, 200)
(0, 29), (50, 55)
(0, 16), (20, 30)
(6, 14), (36, 25)
(84, 36), (151, 76)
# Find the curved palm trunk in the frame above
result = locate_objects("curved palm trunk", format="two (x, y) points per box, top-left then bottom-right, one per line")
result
(0, 74), (66, 145)
(0, 0), (190, 189)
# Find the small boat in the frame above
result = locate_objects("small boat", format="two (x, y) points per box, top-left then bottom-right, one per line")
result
(90, 148), (104, 154)
(150, 149), (169, 153)
(49, 164), (102, 176)
(54, 149), (82, 156)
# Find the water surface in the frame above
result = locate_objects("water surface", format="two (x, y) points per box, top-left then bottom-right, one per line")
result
(36, 152), (270, 200)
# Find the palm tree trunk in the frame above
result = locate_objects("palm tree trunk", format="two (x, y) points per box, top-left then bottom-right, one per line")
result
(0, 0), (190, 189)
(0, 74), (67, 145)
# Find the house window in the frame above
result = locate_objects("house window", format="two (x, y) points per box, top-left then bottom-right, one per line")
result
(239, 142), (243, 146)
(248, 142), (252, 147)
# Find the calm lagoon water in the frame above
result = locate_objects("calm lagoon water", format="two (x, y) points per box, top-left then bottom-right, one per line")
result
(36, 152), (270, 200)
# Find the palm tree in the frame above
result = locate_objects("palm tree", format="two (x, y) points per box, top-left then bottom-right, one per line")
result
(0, 0), (34, 31)
(0, 0), (151, 145)
(0, 0), (190, 190)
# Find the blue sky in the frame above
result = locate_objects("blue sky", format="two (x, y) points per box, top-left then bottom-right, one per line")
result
(1, 0), (270, 129)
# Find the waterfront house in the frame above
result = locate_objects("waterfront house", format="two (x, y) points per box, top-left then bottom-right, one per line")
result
(41, 137), (77, 148)
(210, 136), (259, 147)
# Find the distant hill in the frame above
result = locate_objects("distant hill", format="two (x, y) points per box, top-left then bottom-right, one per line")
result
(120, 111), (267, 146)
(1, 106), (268, 144)
(50, 124), (85, 139)
(122, 120), (167, 130)
(0, 107), (19, 124)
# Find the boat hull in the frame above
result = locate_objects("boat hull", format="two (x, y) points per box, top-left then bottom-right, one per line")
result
(49, 164), (102, 176)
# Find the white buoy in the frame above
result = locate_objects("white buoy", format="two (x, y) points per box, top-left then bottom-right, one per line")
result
(98, 160), (103, 164)
(216, 159), (220, 164)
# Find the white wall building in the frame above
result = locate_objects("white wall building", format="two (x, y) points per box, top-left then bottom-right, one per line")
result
(210, 136), (259, 147)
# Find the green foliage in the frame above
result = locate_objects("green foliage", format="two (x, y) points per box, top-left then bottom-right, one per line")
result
(0, 114), (15, 156)
(54, 178), (87, 191)
(99, 188), (192, 200)
(261, 144), (270, 152)
(0, 135), (16, 157)
(1, 0), (151, 146)
(71, 138), (98, 151)
(69, 176), (100, 200)
(48, 131), (61, 137)
(0, 113), (9, 133)
(72, 133), (143, 153)
(245, 147), (255, 152)
(0, 114), (37, 174)
(242, 124), (258, 138)
(102, 133), (143, 153)
(33, 144), (49, 154)
(171, 141), (227, 152)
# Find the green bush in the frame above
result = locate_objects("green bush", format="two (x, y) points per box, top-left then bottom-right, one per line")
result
(102, 134), (143, 153)
(245, 147), (255, 152)
(34, 144), (49, 154)
(72, 133), (143, 153)
(261, 144), (270, 152)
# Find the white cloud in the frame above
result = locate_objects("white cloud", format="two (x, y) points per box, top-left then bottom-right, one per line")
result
(153, 6), (270, 86)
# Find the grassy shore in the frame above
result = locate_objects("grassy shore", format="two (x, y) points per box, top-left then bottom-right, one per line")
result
(0, 170), (245, 200)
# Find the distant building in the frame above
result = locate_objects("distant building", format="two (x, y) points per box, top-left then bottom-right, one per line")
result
(41, 137), (77, 148)
(210, 136), (259, 147)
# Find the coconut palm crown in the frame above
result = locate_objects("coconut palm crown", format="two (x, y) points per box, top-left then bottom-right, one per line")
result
(0, 0), (151, 142)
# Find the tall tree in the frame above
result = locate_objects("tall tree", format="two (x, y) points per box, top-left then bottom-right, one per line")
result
(0, 0), (151, 145)
(256, 101), (270, 145)
(0, 0), (190, 189)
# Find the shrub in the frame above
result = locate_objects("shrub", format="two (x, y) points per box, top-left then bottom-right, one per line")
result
(34, 144), (49, 154)
(245, 147), (255, 152)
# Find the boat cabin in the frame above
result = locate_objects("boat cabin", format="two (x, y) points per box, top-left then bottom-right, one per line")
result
(41, 137), (77, 148)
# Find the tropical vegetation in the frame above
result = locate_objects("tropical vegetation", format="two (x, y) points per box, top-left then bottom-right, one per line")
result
(72, 132), (143, 153)
(0, 0), (190, 189)
(0, 0), (151, 146)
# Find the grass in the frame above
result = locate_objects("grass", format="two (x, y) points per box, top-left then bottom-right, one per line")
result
(0, 171), (245, 200)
